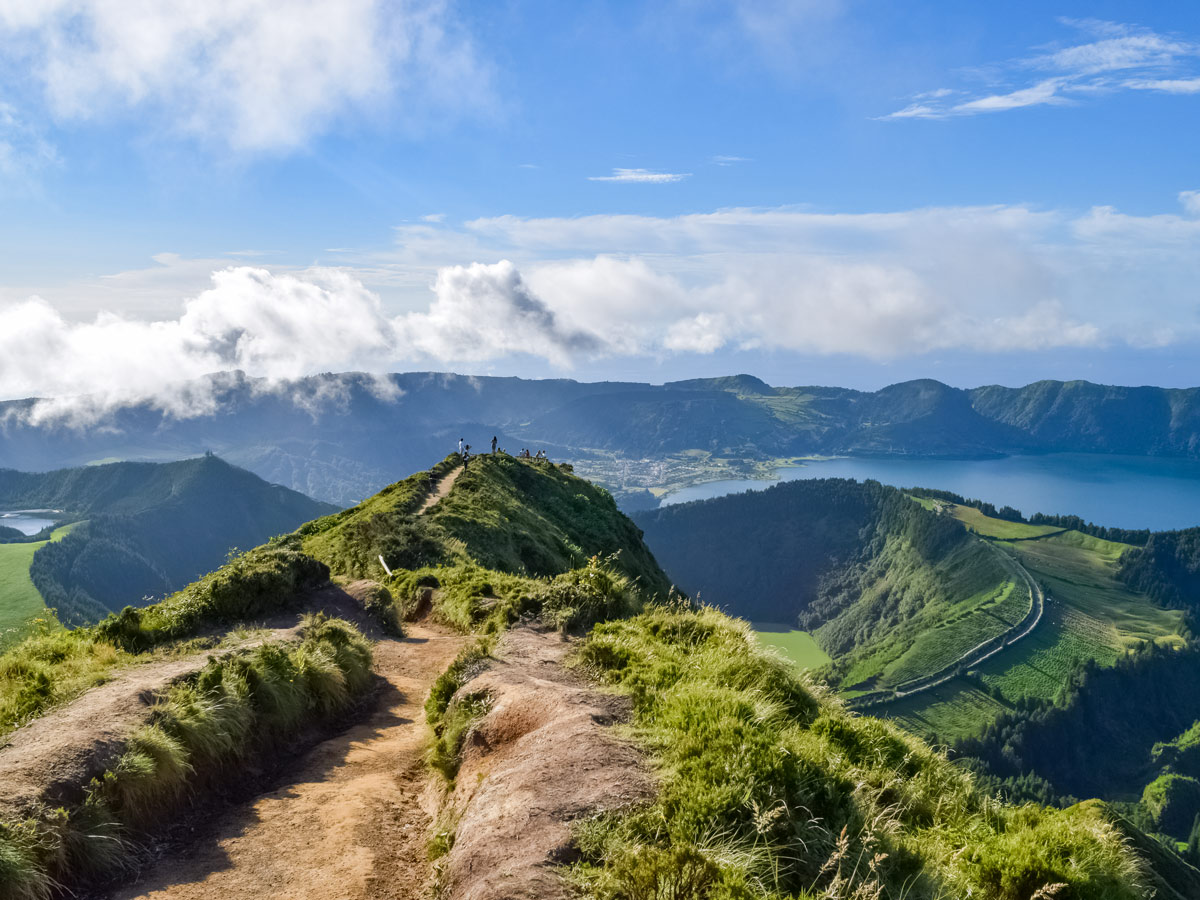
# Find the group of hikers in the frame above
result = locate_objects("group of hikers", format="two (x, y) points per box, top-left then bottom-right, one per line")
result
(457, 436), (549, 469)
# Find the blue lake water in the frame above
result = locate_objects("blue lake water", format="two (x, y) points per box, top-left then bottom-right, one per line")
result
(659, 454), (1200, 531)
(0, 511), (59, 536)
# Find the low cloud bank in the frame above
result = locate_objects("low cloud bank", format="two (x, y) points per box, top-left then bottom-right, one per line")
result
(7, 197), (1200, 425)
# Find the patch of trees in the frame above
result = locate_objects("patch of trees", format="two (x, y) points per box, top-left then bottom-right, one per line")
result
(21, 456), (336, 628)
(635, 478), (970, 625)
(31, 516), (172, 627)
(907, 487), (1151, 544)
(955, 642), (1200, 802)
(1027, 512), (1150, 546)
(1118, 527), (1200, 609)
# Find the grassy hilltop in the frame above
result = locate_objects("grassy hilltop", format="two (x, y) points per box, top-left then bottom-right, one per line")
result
(0, 454), (1189, 898)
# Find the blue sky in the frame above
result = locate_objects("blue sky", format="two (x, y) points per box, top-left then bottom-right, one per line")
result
(2, 1), (1200, 410)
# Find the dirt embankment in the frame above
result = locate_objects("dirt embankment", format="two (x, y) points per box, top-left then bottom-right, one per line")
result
(0, 581), (388, 824)
(112, 619), (467, 900)
(438, 625), (653, 900)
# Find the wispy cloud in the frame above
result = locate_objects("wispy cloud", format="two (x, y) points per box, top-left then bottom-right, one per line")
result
(712, 155), (751, 166)
(588, 168), (691, 183)
(1128, 77), (1200, 94)
(0, 101), (58, 183)
(0, 0), (492, 153)
(885, 19), (1200, 119)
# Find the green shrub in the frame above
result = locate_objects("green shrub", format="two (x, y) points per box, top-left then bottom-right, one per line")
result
(94, 545), (329, 651)
(533, 554), (642, 632)
(1141, 774), (1200, 839)
(427, 638), (492, 729)
(0, 631), (125, 738)
(0, 820), (50, 900)
(359, 583), (404, 636)
(428, 690), (492, 781)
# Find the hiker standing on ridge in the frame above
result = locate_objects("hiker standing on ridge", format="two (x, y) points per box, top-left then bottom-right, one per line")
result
(458, 437), (464, 455)
(491, 435), (498, 454)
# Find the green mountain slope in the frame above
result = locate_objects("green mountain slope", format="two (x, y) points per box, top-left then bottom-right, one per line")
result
(6, 372), (1200, 505)
(635, 479), (1018, 692)
(302, 453), (669, 596)
(0, 455), (336, 628)
(0, 453), (1193, 897)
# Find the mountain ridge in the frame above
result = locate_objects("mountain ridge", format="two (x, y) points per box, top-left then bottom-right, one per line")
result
(0, 455), (336, 628)
(4, 371), (1200, 505)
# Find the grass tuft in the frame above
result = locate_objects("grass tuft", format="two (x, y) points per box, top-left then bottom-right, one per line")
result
(0, 618), (374, 898)
(569, 605), (1149, 900)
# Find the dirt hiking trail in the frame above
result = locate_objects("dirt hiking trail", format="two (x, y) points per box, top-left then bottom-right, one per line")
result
(0, 582), (390, 821)
(111, 621), (467, 900)
(419, 465), (463, 514)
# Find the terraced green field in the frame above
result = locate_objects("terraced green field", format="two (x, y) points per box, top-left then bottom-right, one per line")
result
(884, 677), (1011, 742)
(874, 506), (1186, 741)
(0, 524), (74, 649)
(883, 578), (1026, 686)
(752, 623), (832, 669)
(831, 533), (1018, 692)
(951, 505), (1064, 540)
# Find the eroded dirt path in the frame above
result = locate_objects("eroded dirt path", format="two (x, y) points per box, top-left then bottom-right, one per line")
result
(419, 465), (463, 513)
(112, 622), (467, 900)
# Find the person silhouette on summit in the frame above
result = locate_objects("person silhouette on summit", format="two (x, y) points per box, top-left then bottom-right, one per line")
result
(491, 435), (498, 454)
(458, 437), (464, 455)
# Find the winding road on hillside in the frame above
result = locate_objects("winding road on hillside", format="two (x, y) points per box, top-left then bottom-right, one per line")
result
(111, 620), (468, 900)
(889, 541), (1045, 700)
(849, 539), (1046, 709)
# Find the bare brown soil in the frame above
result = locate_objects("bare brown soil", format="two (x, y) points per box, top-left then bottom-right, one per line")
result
(439, 625), (653, 900)
(110, 620), (467, 900)
(419, 466), (463, 514)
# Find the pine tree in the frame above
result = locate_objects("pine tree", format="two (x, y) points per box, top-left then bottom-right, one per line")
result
(1186, 811), (1200, 863)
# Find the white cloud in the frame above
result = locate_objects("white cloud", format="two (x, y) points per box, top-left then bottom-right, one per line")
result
(712, 155), (751, 166)
(8, 199), (1200, 419)
(663, 313), (730, 353)
(399, 261), (600, 366)
(0, 267), (399, 418)
(1127, 77), (1200, 94)
(886, 19), (1200, 119)
(0, 0), (490, 152)
(389, 202), (1200, 360)
(951, 78), (1069, 114)
(588, 168), (691, 183)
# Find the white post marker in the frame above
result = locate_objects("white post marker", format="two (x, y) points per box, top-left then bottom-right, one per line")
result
(379, 555), (393, 577)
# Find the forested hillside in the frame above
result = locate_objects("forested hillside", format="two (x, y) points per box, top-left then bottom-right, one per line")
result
(956, 642), (1200, 853)
(0, 455), (335, 626)
(5, 371), (1200, 505)
(1118, 527), (1200, 609)
(635, 478), (1018, 692)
